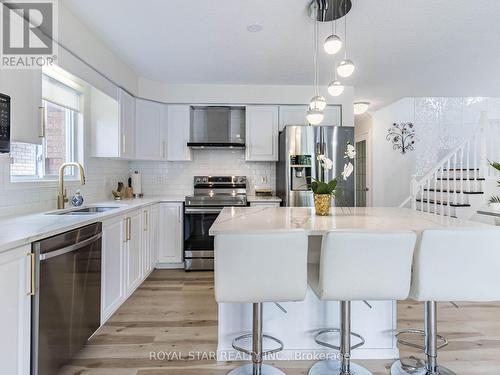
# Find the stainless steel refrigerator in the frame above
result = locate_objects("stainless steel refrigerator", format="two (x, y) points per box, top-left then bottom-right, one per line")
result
(276, 125), (355, 207)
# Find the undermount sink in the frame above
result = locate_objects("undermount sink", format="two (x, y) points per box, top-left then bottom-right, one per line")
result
(47, 206), (120, 215)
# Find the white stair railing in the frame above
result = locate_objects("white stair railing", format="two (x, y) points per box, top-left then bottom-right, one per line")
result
(405, 111), (490, 216)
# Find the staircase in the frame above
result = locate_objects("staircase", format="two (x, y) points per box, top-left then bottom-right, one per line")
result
(403, 112), (500, 219)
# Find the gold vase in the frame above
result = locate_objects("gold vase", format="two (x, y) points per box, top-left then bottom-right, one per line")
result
(314, 194), (331, 216)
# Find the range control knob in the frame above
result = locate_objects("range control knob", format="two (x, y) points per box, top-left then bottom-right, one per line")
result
(195, 177), (201, 183)
(202, 177), (208, 183)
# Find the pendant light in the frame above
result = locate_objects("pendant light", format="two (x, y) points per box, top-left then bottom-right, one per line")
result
(307, 19), (325, 125)
(328, 78), (344, 97)
(353, 101), (370, 115)
(337, 1), (355, 78)
(323, 2), (342, 55)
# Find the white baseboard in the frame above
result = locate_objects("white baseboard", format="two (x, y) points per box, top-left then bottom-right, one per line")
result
(155, 262), (185, 269)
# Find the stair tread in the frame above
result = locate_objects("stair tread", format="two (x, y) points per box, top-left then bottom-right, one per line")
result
(423, 189), (484, 194)
(436, 177), (485, 181)
(442, 168), (480, 171)
(416, 198), (471, 207)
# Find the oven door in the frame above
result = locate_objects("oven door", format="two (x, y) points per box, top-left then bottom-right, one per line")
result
(184, 207), (222, 270)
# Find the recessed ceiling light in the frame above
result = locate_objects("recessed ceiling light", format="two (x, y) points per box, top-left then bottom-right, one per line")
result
(246, 24), (263, 33)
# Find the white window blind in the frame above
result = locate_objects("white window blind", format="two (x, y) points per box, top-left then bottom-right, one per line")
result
(42, 74), (82, 112)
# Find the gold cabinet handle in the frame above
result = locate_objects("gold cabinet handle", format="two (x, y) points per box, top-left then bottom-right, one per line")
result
(27, 252), (35, 296)
(38, 106), (45, 138)
(123, 218), (128, 243)
(127, 217), (131, 241)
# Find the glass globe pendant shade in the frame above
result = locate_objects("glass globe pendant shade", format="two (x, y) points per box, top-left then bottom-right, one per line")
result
(327, 80), (344, 97)
(323, 34), (342, 55)
(337, 59), (355, 78)
(306, 108), (324, 125)
(309, 95), (327, 111)
(353, 101), (370, 115)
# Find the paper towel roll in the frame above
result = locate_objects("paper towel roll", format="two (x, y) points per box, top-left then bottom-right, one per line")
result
(131, 171), (142, 196)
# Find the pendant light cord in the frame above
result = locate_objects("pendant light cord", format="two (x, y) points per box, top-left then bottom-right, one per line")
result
(313, 19), (319, 96)
(332, 1), (338, 79)
(344, 0), (348, 58)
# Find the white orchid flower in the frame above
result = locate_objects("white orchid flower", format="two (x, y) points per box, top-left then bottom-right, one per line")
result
(341, 162), (354, 180)
(345, 144), (356, 159)
(322, 157), (334, 170)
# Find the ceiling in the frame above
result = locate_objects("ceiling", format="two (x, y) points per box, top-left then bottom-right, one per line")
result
(62, 0), (500, 110)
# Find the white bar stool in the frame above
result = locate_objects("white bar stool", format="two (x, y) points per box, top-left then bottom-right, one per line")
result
(391, 228), (500, 375)
(308, 231), (417, 375)
(214, 232), (308, 375)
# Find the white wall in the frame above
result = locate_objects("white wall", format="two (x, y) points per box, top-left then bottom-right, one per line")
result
(369, 98), (416, 207)
(138, 78), (355, 126)
(130, 149), (275, 196)
(57, 3), (138, 95)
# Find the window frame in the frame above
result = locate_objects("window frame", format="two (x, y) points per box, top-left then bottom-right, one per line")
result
(9, 76), (84, 184)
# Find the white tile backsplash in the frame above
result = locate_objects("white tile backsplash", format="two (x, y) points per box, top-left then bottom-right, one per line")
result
(130, 149), (275, 196)
(0, 155), (129, 219)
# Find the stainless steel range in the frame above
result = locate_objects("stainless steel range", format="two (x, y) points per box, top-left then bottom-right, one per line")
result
(184, 176), (247, 270)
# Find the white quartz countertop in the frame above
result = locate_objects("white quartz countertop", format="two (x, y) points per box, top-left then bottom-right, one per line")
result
(209, 206), (488, 235)
(0, 195), (185, 253)
(246, 195), (282, 203)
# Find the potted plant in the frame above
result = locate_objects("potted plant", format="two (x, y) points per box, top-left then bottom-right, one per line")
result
(489, 161), (500, 211)
(312, 143), (356, 216)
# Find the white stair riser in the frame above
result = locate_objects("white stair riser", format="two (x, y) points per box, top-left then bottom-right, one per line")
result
(429, 179), (483, 192)
(438, 170), (482, 179)
(416, 202), (456, 217)
(418, 192), (470, 205)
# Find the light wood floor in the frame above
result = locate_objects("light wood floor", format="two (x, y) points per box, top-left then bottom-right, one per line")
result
(62, 270), (500, 375)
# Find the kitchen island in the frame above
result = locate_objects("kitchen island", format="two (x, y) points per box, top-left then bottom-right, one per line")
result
(209, 206), (485, 361)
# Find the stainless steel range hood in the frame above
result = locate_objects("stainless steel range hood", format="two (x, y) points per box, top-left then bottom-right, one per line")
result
(188, 106), (246, 149)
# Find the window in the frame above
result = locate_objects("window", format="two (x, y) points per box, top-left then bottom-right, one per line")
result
(10, 73), (83, 181)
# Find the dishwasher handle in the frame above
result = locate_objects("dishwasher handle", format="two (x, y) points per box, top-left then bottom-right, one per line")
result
(39, 232), (102, 261)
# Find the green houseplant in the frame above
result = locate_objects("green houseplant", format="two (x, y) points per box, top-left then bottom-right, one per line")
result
(312, 143), (356, 215)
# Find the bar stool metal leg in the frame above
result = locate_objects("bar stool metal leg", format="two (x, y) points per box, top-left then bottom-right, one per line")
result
(228, 303), (285, 375)
(309, 301), (373, 375)
(391, 302), (456, 375)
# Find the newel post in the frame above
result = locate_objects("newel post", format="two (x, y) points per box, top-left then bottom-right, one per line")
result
(479, 111), (489, 177)
(410, 174), (418, 210)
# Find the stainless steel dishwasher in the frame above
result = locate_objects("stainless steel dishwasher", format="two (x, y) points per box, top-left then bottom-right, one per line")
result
(31, 222), (102, 375)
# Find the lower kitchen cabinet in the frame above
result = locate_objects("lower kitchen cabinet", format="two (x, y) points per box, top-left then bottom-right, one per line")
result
(0, 245), (32, 375)
(158, 202), (184, 265)
(101, 215), (126, 323)
(125, 210), (143, 296)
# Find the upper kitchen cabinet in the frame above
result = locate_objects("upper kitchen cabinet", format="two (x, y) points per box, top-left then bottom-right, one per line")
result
(245, 105), (279, 161)
(118, 88), (136, 159)
(90, 87), (135, 159)
(166, 105), (192, 161)
(0, 69), (43, 144)
(278, 105), (342, 131)
(135, 99), (167, 160)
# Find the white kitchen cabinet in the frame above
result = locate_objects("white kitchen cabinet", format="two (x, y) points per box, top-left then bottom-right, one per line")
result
(141, 206), (153, 278)
(158, 202), (184, 265)
(150, 204), (160, 267)
(90, 87), (135, 158)
(0, 69), (43, 144)
(101, 215), (126, 323)
(135, 99), (167, 160)
(0, 245), (31, 375)
(125, 210), (143, 296)
(245, 105), (279, 161)
(119, 88), (136, 159)
(278, 105), (342, 131)
(166, 105), (192, 161)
